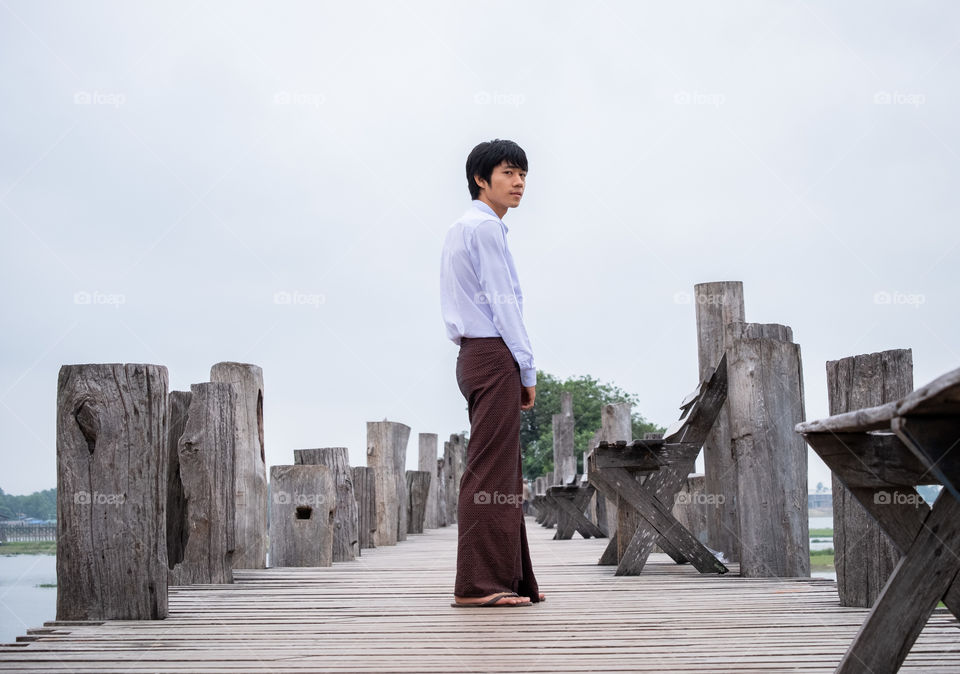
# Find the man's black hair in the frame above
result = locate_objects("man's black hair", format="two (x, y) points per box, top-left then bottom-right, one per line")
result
(465, 139), (528, 200)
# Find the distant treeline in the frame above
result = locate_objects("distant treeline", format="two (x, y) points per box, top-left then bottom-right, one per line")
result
(0, 486), (57, 521)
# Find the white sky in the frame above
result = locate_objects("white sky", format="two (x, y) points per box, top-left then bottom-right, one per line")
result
(1, 1), (957, 495)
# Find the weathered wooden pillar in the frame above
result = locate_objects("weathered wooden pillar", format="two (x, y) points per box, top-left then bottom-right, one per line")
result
(351, 466), (376, 550)
(435, 457), (448, 527)
(418, 433), (439, 529)
(269, 465), (335, 567)
(828, 349), (912, 606)
(726, 321), (809, 577)
(672, 474), (708, 545)
(406, 470), (431, 534)
(56, 363), (169, 620)
(166, 390), (191, 579)
(553, 392), (576, 482)
(694, 281), (744, 562)
(294, 447), (359, 562)
(168, 382), (238, 585)
(585, 428), (604, 530)
(602, 402), (632, 561)
(367, 420), (410, 546)
(210, 362), (267, 570)
(443, 433), (467, 524)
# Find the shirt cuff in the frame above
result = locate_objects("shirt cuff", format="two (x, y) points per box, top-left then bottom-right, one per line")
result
(520, 367), (537, 387)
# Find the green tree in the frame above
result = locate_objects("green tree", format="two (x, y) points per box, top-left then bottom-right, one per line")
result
(520, 371), (663, 479)
(0, 486), (57, 521)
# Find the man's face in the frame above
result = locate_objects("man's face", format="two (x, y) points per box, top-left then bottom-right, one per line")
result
(475, 160), (526, 212)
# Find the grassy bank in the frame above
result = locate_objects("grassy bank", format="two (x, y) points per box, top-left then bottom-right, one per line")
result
(809, 528), (833, 537)
(810, 548), (834, 572)
(0, 541), (56, 555)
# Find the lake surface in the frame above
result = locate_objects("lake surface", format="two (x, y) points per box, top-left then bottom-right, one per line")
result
(0, 554), (57, 645)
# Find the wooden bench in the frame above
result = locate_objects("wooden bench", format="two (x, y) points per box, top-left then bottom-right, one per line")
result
(586, 355), (730, 576)
(796, 364), (960, 673)
(545, 474), (606, 540)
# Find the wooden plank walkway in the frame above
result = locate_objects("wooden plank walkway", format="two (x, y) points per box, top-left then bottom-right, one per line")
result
(2, 517), (959, 672)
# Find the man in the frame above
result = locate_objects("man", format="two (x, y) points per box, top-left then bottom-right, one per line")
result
(440, 139), (544, 608)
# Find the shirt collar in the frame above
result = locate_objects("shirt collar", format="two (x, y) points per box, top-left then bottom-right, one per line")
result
(472, 199), (509, 233)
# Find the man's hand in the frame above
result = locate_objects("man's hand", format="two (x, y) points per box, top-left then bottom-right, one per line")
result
(521, 385), (536, 411)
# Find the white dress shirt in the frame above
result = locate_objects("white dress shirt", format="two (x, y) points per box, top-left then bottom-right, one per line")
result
(440, 200), (536, 387)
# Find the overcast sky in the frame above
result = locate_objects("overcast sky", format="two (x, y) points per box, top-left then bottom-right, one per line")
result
(1, 1), (957, 496)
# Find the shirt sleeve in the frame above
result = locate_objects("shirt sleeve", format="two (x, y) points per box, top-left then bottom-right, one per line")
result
(469, 220), (537, 387)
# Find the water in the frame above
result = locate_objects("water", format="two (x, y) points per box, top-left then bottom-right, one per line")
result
(808, 515), (833, 530)
(0, 554), (57, 645)
(808, 514), (835, 581)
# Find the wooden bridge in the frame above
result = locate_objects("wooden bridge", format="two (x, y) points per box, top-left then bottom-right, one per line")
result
(3, 518), (959, 673)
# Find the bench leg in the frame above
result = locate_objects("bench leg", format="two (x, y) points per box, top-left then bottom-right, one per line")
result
(838, 491), (960, 673)
(607, 466), (727, 574)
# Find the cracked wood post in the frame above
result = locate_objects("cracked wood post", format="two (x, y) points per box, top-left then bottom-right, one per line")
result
(435, 457), (448, 527)
(553, 392), (576, 481)
(672, 474), (708, 545)
(828, 349), (912, 607)
(56, 363), (169, 620)
(694, 281), (744, 562)
(602, 402), (632, 563)
(418, 433), (439, 529)
(294, 447), (359, 562)
(443, 433), (467, 525)
(351, 466), (376, 550)
(726, 321), (809, 577)
(269, 465), (335, 567)
(210, 362), (267, 570)
(406, 470), (431, 534)
(367, 420), (411, 546)
(169, 382), (238, 586)
(165, 390), (191, 584)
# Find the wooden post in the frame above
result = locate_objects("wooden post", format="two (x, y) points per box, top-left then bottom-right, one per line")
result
(165, 390), (191, 578)
(268, 465), (335, 567)
(351, 466), (376, 550)
(366, 420), (410, 546)
(210, 362), (267, 570)
(694, 281), (744, 563)
(443, 433), (467, 525)
(418, 433), (439, 529)
(553, 392), (576, 481)
(602, 402), (632, 561)
(585, 428), (604, 530)
(56, 363), (169, 620)
(672, 474), (708, 545)
(168, 382), (238, 585)
(294, 448), (359, 562)
(828, 349), (912, 607)
(435, 458), (447, 527)
(726, 321), (809, 577)
(406, 470), (431, 534)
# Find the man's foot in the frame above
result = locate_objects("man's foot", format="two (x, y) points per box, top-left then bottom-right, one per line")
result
(452, 592), (530, 607)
